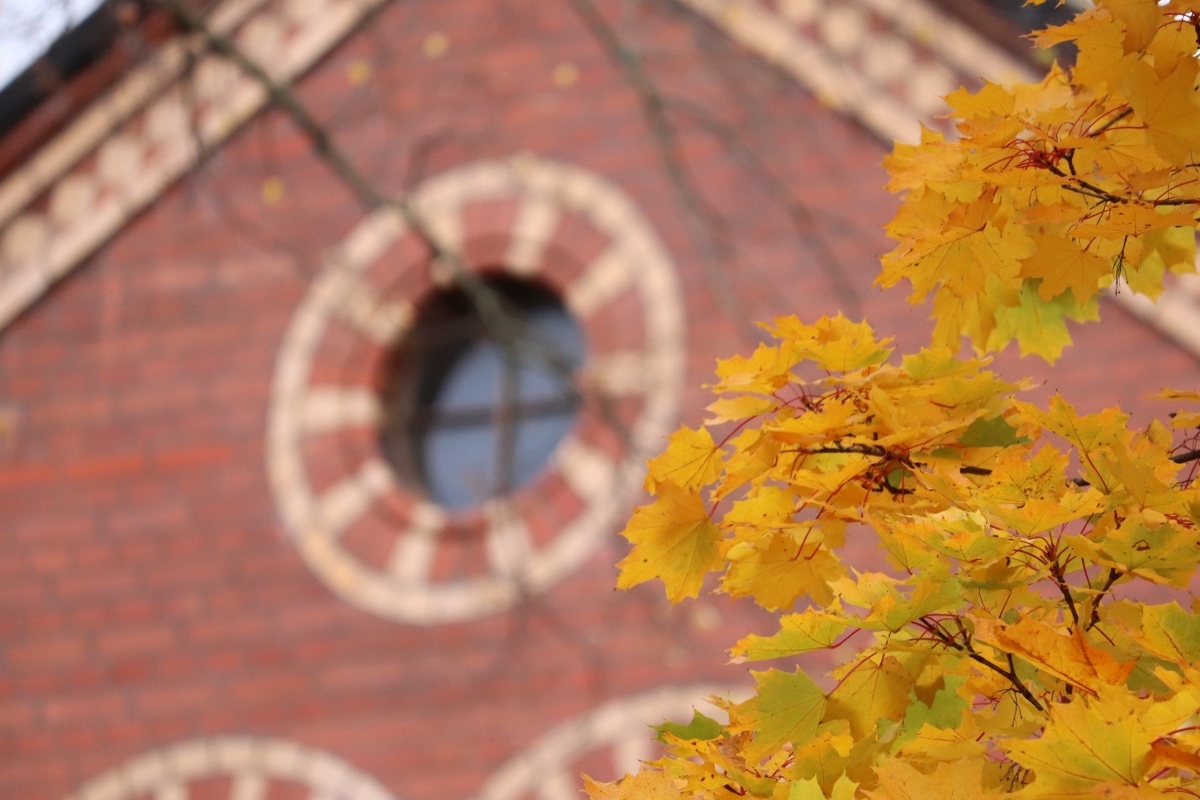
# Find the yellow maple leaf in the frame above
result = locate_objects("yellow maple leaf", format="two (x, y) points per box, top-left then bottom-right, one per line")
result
(713, 427), (780, 500)
(864, 757), (1000, 799)
(945, 81), (1015, 124)
(1070, 517), (1198, 587)
(1125, 60), (1200, 164)
(584, 768), (683, 799)
(645, 425), (725, 494)
(886, 509), (1006, 565)
(1092, 438), (1177, 512)
(1098, 0), (1163, 53)
(885, 129), (967, 192)
(1020, 232), (1113, 303)
(1154, 388), (1200, 429)
(1139, 601), (1200, 667)
(882, 192), (1035, 310)
(1040, 8), (1132, 92)
(706, 393), (778, 424)
(1071, 202), (1198, 240)
(731, 608), (851, 662)
(766, 397), (860, 447)
(825, 654), (915, 739)
(1003, 684), (1199, 796)
(720, 531), (843, 611)
(972, 616), (1134, 696)
(1016, 395), (1126, 458)
(617, 482), (721, 602)
(729, 668), (827, 763)
(1154, 389), (1200, 402)
(769, 314), (894, 373)
(713, 342), (796, 395)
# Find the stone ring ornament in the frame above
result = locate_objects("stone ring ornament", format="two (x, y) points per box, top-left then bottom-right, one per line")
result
(266, 156), (685, 624)
(473, 684), (748, 800)
(63, 737), (395, 800)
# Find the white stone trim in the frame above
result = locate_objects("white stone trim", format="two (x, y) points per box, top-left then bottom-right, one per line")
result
(471, 684), (750, 800)
(63, 737), (396, 800)
(266, 156), (686, 624)
(504, 192), (560, 275)
(0, 0), (387, 330)
(302, 385), (382, 433)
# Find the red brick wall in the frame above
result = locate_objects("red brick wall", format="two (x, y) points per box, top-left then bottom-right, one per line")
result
(1, 1), (1197, 798)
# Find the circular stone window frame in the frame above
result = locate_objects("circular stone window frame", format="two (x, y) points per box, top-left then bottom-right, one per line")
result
(63, 736), (396, 800)
(267, 155), (686, 625)
(472, 684), (750, 800)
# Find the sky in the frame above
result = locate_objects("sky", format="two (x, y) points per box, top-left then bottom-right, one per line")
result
(0, 0), (106, 89)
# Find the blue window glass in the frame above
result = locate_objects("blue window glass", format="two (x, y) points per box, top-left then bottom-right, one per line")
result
(380, 275), (585, 509)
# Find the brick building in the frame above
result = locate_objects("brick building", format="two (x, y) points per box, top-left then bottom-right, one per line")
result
(1, 1), (1198, 799)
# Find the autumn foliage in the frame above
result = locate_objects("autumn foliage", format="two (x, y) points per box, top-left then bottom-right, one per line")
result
(587, 1), (1200, 798)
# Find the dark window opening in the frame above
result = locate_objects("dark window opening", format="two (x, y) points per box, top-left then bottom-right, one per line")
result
(380, 274), (586, 509)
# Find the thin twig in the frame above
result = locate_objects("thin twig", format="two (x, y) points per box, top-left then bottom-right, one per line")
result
(563, 0), (755, 345)
(917, 617), (1045, 713)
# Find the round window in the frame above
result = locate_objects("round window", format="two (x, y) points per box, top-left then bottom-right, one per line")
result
(380, 275), (586, 508)
(266, 157), (686, 624)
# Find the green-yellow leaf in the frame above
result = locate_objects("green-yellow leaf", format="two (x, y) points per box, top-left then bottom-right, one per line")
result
(655, 710), (723, 744)
(732, 610), (852, 662)
(730, 668), (827, 763)
(897, 675), (969, 742)
(1003, 684), (1199, 795)
(1140, 602), (1200, 667)
(986, 279), (1099, 363)
(958, 414), (1026, 448)
(790, 774), (859, 800)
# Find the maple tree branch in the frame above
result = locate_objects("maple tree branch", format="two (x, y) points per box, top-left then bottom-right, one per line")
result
(662, 94), (865, 319)
(163, 0), (589, 369)
(160, 0), (381, 206)
(1049, 556), (1081, 630)
(915, 616), (1045, 713)
(1086, 106), (1133, 137)
(1002, 652), (1048, 708)
(563, 0), (753, 342)
(1039, 158), (1200, 209)
(158, 0), (639, 441)
(799, 444), (890, 458)
(154, 0), (667, 572)
(947, 447), (1200, 483)
(1173, 448), (1200, 465)
(1085, 567), (1123, 632)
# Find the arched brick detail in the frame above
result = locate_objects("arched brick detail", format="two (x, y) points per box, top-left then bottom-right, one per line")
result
(472, 684), (749, 800)
(64, 737), (395, 800)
